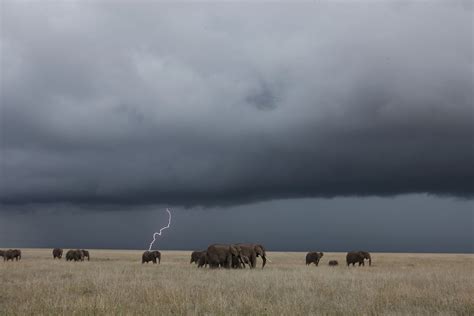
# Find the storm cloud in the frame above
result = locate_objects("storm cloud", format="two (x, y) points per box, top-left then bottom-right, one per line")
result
(1, 2), (473, 207)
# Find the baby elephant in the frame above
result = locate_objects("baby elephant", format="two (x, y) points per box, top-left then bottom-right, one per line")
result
(232, 255), (251, 269)
(197, 253), (208, 268)
(190, 251), (206, 264)
(142, 250), (161, 264)
(52, 248), (63, 259)
(306, 252), (324, 266)
(328, 260), (338, 266)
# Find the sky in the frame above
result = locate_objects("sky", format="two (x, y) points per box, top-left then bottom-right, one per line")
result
(0, 1), (473, 252)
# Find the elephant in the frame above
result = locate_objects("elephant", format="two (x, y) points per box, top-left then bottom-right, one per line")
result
(346, 251), (372, 266)
(80, 250), (90, 261)
(231, 255), (251, 269)
(328, 260), (339, 266)
(190, 251), (206, 264)
(197, 252), (208, 268)
(4, 249), (21, 261)
(66, 249), (84, 262)
(142, 250), (161, 264)
(52, 248), (63, 259)
(306, 252), (324, 266)
(236, 243), (267, 269)
(206, 244), (245, 269)
(0, 250), (4, 259)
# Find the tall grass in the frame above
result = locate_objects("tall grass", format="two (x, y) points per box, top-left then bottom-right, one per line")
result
(0, 249), (472, 315)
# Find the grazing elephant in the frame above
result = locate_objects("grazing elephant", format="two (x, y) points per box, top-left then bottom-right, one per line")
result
(80, 250), (90, 261)
(328, 260), (339, 266)
(52, 248), (63, 259)
(142, 250), (161, 264)
(232, 255), (250, 269)
(4, 249), (21, 261)
(236, 243), (267, 269)
(66, 249), (84, 262)
(206, 244), (245, 269)
(306, 252), (324, 266)
(346, 251), (371, 266)
(190, 251), (206, 264)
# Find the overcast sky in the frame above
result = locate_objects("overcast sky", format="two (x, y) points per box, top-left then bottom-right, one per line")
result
(0, 1), (472, 252)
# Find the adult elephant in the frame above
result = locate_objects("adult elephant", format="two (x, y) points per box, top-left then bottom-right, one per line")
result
(0, 250), (4, 259)
(66, 249), (84, 262)
(52, 248), (63, 259)
(142, 250), (161, 264)
(206, 244), (245, 269)
(190, 251), (206, 264)
(81, 250), (90, 261)
(4, 249), (21, 261)
(306, 252), (324, 266)
(346, 251), (372, 266)
(236, 243), (267, 269)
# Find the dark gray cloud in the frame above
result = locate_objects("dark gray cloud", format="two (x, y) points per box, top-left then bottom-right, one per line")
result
(0, 195), (472, 253)
(1, 2), (473, 207)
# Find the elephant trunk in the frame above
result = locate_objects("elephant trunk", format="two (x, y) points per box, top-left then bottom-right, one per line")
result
(261, 256), (267, 268)
(368, 255), (372, 266)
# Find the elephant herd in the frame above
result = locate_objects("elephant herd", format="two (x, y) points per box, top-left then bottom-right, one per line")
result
(188, 243), (268, 269)
(52, 248), (90, 261)
(305, 251), (372, 267)
(1, 247), (371, 268)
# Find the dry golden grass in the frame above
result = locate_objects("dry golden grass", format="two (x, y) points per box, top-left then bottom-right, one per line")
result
(0, 249), (473, 315)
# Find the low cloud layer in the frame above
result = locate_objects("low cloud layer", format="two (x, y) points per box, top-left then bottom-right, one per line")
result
(1, 2), (473, 207)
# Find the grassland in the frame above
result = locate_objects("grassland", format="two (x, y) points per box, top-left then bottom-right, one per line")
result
(0, 249), (472, 315)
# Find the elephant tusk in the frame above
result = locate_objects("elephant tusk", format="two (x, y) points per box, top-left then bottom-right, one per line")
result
(266, 258), (272, 263)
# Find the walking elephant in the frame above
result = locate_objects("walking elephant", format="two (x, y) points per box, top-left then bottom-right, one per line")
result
(80, 250), (90, 261)
(66, 249), (84, 262)
(206, 244), (245, 269)
(236, 243), (267, 269)
(4, 249), (21, 261)
(346, 251), (371, 266)
(52, 248), (63, 259)
(306, 252), (324, 266)
(142, 250), (161, 264)
(190, 251), (206, 264)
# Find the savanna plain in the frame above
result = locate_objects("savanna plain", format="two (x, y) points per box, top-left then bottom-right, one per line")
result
(0, 249), (472, 315)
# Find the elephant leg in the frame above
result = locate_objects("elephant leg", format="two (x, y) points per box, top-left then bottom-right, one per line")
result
(250, 253), (257, 269)
(225, 255), (232, 269)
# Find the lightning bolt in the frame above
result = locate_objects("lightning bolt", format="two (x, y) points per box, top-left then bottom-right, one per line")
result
(148, 208), (172, 251)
